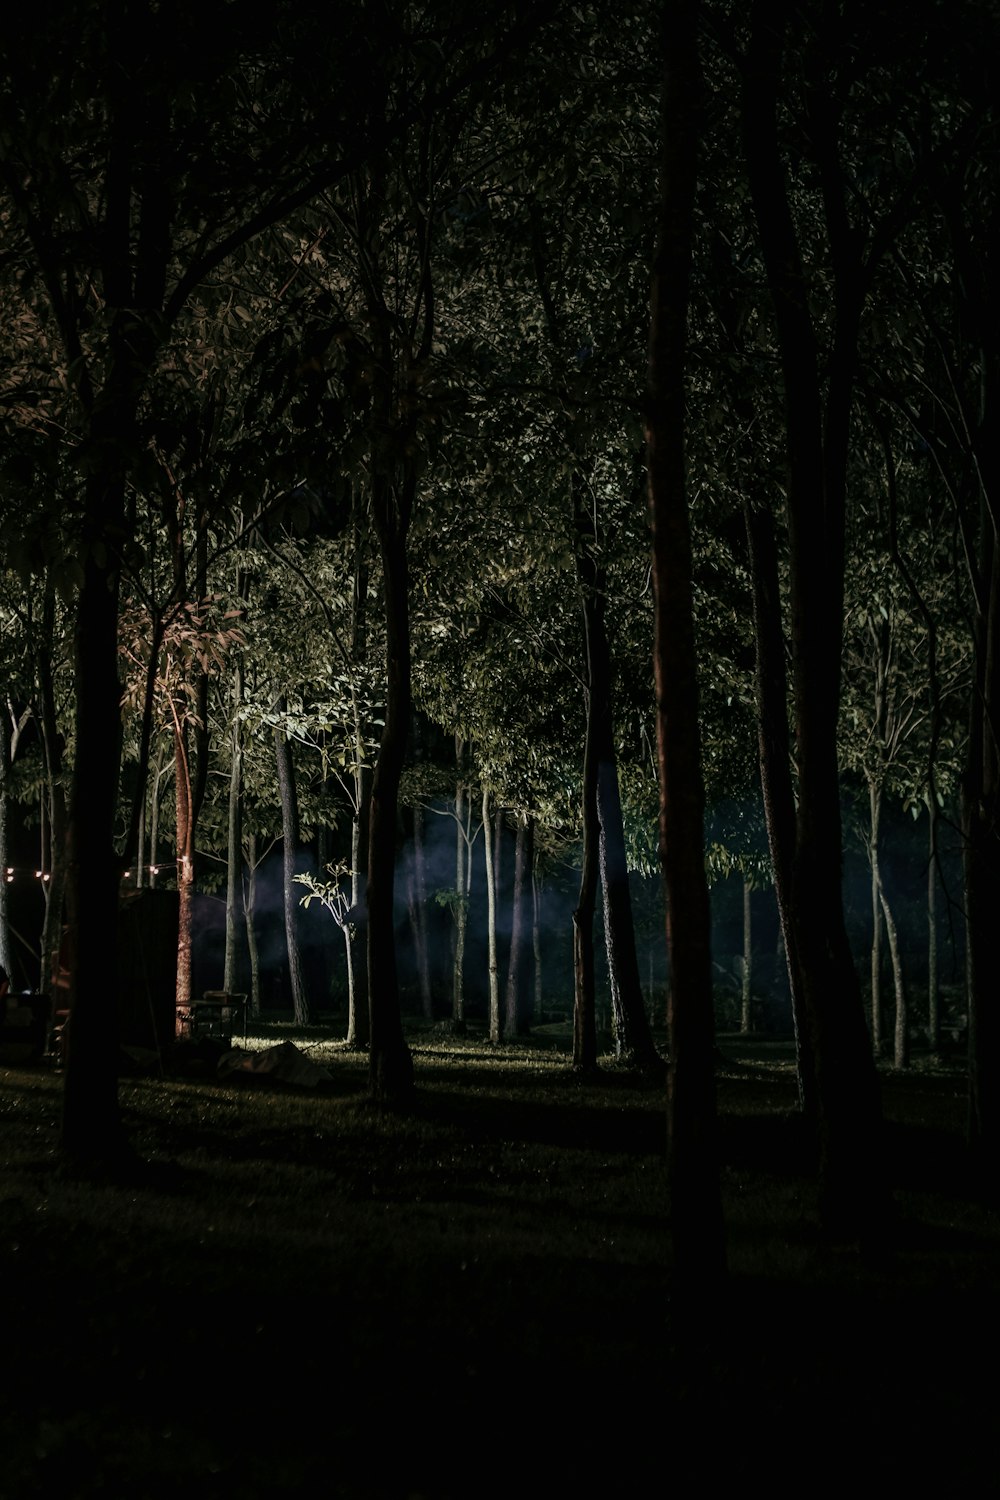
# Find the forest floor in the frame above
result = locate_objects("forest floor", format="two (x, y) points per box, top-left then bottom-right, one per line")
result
(0, 1018), (996, 1497)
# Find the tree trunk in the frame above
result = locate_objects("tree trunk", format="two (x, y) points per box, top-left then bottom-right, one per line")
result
(274, 701), (309, 1026)
(0, 710), (13, 978)
(36, 578), (68, 998)
(575, 476), (659, 1069)
(367, 474), (414, 1105)
(927, 794), (939, 1056)
(491, 804), (508, 996)
(649, 0), (725, 1284)
(346, 489), (371, 1048)
(62, 493), (130, 1165)
(532, 865), (544, 1023)
(120, 610), (165, 879)
(451, 760), (471, 1033)
(743, 495), (814, 1113)
(963, 522), (1000, 1163)
(572, 670), (600, 1074)
(743, 3), (885, 1238)
(877, 873), (908, 1070)
(408, 802), (433, 1020)
(740, 879), (753, 1036)
(598, 758), (660, 1068)
(224, 657), (244, 995)
(346, 766), (371, 1047)
(243, 831), (263, 1020)
(483, 784), (501, 1044)
(869, 780), (884, 1056)
(173, 720), (195, 1030)
(504, 813), (534, 1038)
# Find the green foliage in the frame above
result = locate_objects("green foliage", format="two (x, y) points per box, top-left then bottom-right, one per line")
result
(294, 863), (353, 924)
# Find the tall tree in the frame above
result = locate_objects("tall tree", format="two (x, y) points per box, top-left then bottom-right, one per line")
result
(0, 0), (544, 1159)
(648, 0), (725, 1283)
(739, 0), (894, 1237)
(273, 697), (310, 1025)
(504, 811), (534, 1037)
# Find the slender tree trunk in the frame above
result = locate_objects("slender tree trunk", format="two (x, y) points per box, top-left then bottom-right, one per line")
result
(743, 4), (885, 1237)
(740, 879), (753, 1036)
(149, 768), (160, 887)
(451, 763), (470, 1033)
(408, 803), (433, 1020)
(120, 611), (165, 879)
(347, 763), (371, 1048)
(346, 489), (371, 1048)
(574, 475), (659, 1069)
(743, 496), (814, 1112)
(483, 784), (501, 1044)
(504, 813), (534, 1038)
(367, 473), (414, 1105)
(572, 676), (600, 1073)
(173, 720), (194, 1029)
(36, 580), (68, 998)
(927, 794), (940, 1056)
(649, 0), (725, 1283)
(224, 658), (244, 996)
(274, 702), (309, 1026)
(597, 758), (660, 1067)
(877, 874), (908, 1069)
(869, 780), (884, 1056)
(532, 865), (544, 1022)
(491, 805), (508, 999)
(0, 710), (12, 978)
(243, 831), (262, 1019)
(963, 520), (1000, 1162)
(136, 796), (146, 889)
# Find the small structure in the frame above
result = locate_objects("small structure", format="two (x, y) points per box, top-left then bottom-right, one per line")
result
(188, 991), (247, 1048)
(0, 992), (50, 1064)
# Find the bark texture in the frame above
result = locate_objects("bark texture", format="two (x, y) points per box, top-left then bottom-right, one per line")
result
(649, 0), (725, 1283)
(743, 1), (885, 1237)
(367, 473), (415, 1105)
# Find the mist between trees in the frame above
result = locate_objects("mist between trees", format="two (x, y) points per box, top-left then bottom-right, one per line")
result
(0, 0), (997, 1261)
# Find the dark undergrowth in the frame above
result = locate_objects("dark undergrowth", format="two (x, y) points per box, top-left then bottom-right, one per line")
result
(0, 1021), (995, 1497)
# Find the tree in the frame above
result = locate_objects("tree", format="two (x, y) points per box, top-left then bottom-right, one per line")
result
(0, 1), (367, 1161)
(739, 0), (901, 1237)
(1, 0), (551, 1159)
(648, 0), (725, 1284)
(504, 810), (534, 1037)
(273, 696), (310, 1025)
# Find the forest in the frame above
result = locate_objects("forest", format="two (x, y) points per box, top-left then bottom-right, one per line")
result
(1, 0), (998, 1278)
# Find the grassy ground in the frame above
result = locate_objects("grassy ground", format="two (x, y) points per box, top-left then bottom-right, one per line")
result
(0, 1020), (996, 1497)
